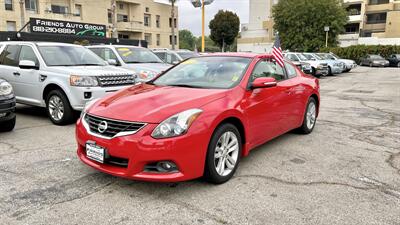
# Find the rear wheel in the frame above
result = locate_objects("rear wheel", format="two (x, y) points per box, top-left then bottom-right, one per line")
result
(297, 98), (317, 134)
(46, 89), (75, 125)
(369, 62), (373, 67)
(328, 66), (332, 76)
(204, 123), (242, 184)
(0, 117), (16, 132)
(397, 62), (400, 68)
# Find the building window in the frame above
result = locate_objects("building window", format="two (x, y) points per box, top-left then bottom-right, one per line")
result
(51, 5), (69, 14)
(369, 0), (389, 5)
(25, 0), (37, 11)
(169, 35), (177, 45)
(156, 34), (161, 46)
(145, 7), (149, 13)
(156, 15), (160, 28)
(6, 21), (16, 31)
(144, 14), (151, 27)
(75, 4), (82, 16)
(366, 12), (387, 24)
(346, 4), (361, 16)
(119, 3), (124, 10)
(344, 23), (360, 33)
(117, 14), (128, 22)
(108, 10), (112, 23)
(5, 0), (13, 11)
(118, 34), (129, 39)
(145, 33), (152, 45)
(169, 18), (177, 28)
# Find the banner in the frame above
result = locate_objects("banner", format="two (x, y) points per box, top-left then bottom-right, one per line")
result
(29, 18), (106, 37)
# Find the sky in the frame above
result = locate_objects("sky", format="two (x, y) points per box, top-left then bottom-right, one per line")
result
(156, 0), (249, 37)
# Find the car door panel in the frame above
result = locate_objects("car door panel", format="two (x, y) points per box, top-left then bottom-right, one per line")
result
(0, 45), (21, 92)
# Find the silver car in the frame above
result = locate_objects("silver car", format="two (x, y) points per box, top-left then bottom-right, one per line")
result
(88, 45), (171, 82)
(0, 42), (136, 125)
(303, 53), (345, 75)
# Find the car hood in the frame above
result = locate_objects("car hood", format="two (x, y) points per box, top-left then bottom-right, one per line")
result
(46, 65), (134, 76)
(88, 83), (227, 123)
(338, 59), (355, 65)
(123, 63), (171, 73)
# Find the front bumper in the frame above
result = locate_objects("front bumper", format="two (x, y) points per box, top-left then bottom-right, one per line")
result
(346, 63), (357, 70)
(372, 62), (389, 67)
(315, 67), (329, 76)
(69, 85), (133, 111)
(0, 95), (16, 122)
(75, 117), (210, 182)
(331, 65), (343, 74)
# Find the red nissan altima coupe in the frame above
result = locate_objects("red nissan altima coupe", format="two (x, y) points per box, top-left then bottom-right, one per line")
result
(76, 53), (320, 184)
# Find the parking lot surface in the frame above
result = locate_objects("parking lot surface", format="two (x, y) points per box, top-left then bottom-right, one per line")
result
(0, 67), (399, 225)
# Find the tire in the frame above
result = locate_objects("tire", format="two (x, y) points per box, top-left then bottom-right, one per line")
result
(45, 89), (75, 125)
(328, 66), (333, 76)
(204, 123), (242, 184)
(0, 117), (16, 132)
(397, 62), (400, 68)
(297, 98), (317, 134)
(369, 62), (373, 67)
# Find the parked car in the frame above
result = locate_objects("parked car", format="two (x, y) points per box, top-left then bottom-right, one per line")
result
(319, 52), (357, 72)
(284, 52), (329, 77)
(284, 57), (313, 75)
(359, 54), (389, 67)
(176, 50), (200, 60)
(0, 41), (136, 125)
(88, 45), (170, 82)
(0, 79), (16, 132)
(76, 53), (320, 184)
(151, 48), (183, 65)
(303, 53), (345, 75)
(387, 54), (400, 67)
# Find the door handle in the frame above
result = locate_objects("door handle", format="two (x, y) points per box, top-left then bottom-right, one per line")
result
(13, 72), (20, 76)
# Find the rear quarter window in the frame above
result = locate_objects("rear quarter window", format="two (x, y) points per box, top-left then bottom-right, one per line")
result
(0, 45), (21, 67)
(285, 62), (298, 78)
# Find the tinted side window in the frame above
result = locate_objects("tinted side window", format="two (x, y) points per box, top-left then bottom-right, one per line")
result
(19, 46), (39, 66)
(287, 54), (299, 61)
(155, 52), (166, 62)
(0, 45), (21, 66)
(285, 62), (297, 78)
(250, 60), (286, 83)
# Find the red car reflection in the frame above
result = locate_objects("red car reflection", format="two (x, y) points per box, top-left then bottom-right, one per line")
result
(76, 53), (320, 184)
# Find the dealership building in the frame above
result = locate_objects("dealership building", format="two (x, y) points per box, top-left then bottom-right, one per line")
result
(238, 0), (400, 53)
(0, 0), (178, 48)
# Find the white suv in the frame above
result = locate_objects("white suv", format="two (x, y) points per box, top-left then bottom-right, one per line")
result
(0, 42), (136, 125)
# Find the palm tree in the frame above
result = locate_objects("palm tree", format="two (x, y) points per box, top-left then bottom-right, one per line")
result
(169, 0), (177, 50)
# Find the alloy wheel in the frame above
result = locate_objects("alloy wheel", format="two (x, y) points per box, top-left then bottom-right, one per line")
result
(214, 131), (239, 177)
(306, 101), (317, 130)
(48, 95), (64, 121)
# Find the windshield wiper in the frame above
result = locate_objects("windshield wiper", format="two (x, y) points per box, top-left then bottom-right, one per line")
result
(77, 63), (103, 66)
(168, 84), (204, 89)
(126, 61), (143, 64)
(145, 61), (163, 63)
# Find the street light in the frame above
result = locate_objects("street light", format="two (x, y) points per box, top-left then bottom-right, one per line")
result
(324, 26), (330, 48)
(190, 0), (215, 52)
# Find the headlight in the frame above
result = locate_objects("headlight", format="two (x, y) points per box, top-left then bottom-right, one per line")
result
(70, 75), (99, 87)
(138, 70), (158, 81)
(0, 81), (13, 96)
(151, 109), (203, 139)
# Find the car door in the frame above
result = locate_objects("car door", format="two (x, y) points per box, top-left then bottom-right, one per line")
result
(14, 45), (42, 105)
(0, 44), (21, 91)
(243, 59), (295, 147)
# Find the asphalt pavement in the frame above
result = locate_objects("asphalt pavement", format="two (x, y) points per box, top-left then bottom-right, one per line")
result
(0, 66), (399, 225)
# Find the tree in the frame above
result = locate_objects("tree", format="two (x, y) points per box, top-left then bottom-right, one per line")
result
(209, 10), (240, 51)
(179, 29), (196, 50)
(273, 0), (348, 52)
(169, 0), (178, 50)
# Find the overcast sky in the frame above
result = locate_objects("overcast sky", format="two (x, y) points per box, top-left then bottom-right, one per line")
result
(156, 0), (249, 37)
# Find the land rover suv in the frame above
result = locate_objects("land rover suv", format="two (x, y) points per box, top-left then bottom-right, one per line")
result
(0, 42), (136, 125)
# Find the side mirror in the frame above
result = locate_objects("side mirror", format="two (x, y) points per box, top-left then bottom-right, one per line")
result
(251, 77), (277, 89)
(19, 60), (38, 70)
(107, 59), (118, 66)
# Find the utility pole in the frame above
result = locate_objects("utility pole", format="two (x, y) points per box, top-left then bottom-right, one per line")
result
(324, 26), (330, 48)
(19, 0), (25, 32)
(201, 0), (205, 53)
(171, 0), (176, 50)
(111, 0), (118, 38)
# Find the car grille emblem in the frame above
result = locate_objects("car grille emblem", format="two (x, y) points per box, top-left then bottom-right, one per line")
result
(98, 121), (108, 133)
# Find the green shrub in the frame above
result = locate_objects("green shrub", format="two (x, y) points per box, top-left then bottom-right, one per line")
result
(320, 45), (400, 63)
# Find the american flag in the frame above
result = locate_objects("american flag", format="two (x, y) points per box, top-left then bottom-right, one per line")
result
(272, 34), (284, 68)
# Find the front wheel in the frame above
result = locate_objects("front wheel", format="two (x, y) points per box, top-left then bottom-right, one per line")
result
(297, 98), (317, 134)
(204, 123), (242, 184)
(0, 117), (16, 132)
(397, 62), (400, 68)
(46, 89), (75, 125)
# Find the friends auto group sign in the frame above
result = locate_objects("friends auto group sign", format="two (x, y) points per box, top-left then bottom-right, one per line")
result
(30, 18), (106, 37)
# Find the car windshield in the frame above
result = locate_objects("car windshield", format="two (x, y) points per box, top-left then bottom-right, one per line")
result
(330, 53), (340, 59)
(177, 52), (199, 60)
(152, 57), (251, 89)
(38, 45), (106, 66)
(317, 53), (334, 60)
(295, 54), (308, 61)
(370, 55), (383, 60)
(302, 54), (317, 61)
(116, 47), (163, 63)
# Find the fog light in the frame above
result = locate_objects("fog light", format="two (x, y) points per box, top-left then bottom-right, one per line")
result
(84, 92), (92, 99)
(144, 161), (178, 173)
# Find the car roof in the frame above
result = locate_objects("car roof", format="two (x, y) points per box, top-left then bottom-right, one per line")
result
(0, 41), (80, 47)
(88, 44), (144, 49)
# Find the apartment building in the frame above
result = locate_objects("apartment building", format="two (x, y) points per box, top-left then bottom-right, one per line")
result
(0, 0), (178, 48)
(340, 0), (400, 46)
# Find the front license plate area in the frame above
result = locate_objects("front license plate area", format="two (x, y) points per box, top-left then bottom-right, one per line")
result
(86, 143), (105, 163)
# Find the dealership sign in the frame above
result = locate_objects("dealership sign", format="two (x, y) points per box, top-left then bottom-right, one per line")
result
(29, 18), (106, 37)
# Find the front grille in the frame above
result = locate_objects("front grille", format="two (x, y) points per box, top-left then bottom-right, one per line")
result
(97, 75), (135, 87)
(84, 114), (146, 138)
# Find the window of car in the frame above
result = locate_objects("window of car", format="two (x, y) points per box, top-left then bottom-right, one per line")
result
(19, 45), (39, 66)
(285, 62), (297, 78)
(90, 48), (119, 63)
(0, 45), (21, 67)
(249, 59), (286, 83)
(303, 54), (316, 61)
(296, 54), (308, 61)
(116, 47), (163, 64)
(287, 54), (299, 62)
(38, 45), (106, 66)
(154, 52), (167, 62)
(152, 56), (251, 89)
